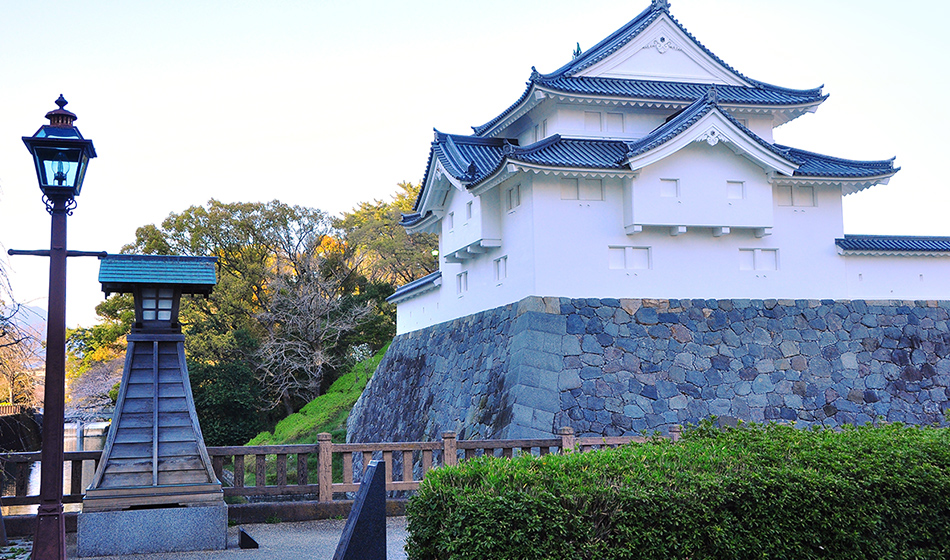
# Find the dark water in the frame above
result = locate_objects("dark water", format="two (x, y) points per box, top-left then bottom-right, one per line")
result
(1, 421), (108, 515)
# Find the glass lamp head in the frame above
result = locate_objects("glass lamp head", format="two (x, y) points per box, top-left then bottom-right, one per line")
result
(22, 95), (96, 198)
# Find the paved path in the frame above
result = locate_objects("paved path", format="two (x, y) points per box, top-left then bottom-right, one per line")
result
(64, 517), (409, 560)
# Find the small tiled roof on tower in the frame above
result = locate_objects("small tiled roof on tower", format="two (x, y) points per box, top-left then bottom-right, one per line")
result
(99, 254), (217, 295)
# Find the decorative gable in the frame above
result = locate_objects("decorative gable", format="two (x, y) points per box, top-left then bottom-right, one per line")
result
(577, 16), (750, 86)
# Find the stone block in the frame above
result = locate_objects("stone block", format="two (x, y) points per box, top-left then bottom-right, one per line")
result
(516, 297), (545, 316)
(673, 352), (693, 369)
(623, 404), (646, 419)
(752, 375), (774, 394)
(566, 315), (586, 335)
(514, 388), (560, 414)
(709, 399), (731, 416)
(559, 370), (582, 391)
(635, 307), (658, 325)
(581, 335), (604, 354)
(78, 505), (227, 557)
(669, 395), (688, 410)
(522, 349), (564, 373)
(656, 380), (679, 399)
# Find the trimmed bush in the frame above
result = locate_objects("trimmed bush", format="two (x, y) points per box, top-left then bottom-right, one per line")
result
(406, 422), (950, 559)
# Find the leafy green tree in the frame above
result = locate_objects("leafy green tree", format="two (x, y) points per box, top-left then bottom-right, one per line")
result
(188, 354), (264, 447)
(336, 182), (437, 286)
(67, 294), (133, 376)
(124, 199), (334, 363)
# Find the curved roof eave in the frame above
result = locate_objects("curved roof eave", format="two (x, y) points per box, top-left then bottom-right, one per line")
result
(622, 94), (799, 173)
(471, 0), (825, 138)
(543, 2), (821, 95)
(386, 271), (443, 304)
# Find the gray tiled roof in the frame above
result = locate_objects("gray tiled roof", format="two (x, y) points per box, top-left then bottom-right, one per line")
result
(99, 254), (217, 294)
(780, 146), (898, 179)
(386, 271), (442, 303)
(623, 95), (898, 180)
(514, 136), (630, 169)
(835, 235), (950, 254)
(623, 94), (792, 163)
(417, 132), (630, 210)
(472, 1), (825, 136)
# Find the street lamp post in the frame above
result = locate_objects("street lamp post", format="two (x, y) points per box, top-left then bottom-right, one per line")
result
(19, 95), (96, 560)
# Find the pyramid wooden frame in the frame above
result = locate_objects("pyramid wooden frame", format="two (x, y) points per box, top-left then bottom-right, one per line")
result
(83, 255), (223, 512)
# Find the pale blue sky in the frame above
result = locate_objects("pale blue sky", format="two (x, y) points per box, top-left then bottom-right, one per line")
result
(0, 0), (947, 326)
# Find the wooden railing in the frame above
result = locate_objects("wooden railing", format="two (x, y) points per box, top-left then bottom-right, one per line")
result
(0, 404), (28, 416)
(0, 450), (101, 506)
(0, 427), (680, 507)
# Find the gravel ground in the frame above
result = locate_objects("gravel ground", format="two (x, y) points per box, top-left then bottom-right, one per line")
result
(60, 517), (408, 560)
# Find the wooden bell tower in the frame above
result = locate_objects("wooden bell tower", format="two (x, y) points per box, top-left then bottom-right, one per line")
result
(82, 254), (223, 513)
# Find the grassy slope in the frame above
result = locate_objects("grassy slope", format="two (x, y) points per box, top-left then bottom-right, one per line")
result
(247, 343), (388, 446)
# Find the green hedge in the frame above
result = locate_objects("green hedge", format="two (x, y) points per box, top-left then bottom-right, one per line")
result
(406, 422), (950, 560)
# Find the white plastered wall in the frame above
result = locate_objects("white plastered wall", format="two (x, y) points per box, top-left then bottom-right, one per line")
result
(843, 255), (950, 300)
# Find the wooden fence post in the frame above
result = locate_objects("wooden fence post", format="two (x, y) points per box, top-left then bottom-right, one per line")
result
(317, 432), (332, 502)
(670, 425), (682, 443)
(442, 432), (457, 467)
(558, 426), (575, 453)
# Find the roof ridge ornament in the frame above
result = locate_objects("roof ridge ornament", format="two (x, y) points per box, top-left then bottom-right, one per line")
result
(530, 66), (540, 81)
(464, 161), (479, 182)
(502, 140), (516, 155)
(707, 85), (719, 105)
(572, 42), (582, 59)
(652, 0), (670, 11)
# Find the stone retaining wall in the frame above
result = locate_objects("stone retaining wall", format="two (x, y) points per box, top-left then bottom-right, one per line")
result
(347, 297), (950, 442)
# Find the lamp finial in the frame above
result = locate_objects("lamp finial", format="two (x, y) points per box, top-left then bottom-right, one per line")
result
(46, 95), (78, 128)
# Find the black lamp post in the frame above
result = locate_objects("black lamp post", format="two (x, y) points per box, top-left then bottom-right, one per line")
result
(21, 95), (96, 560)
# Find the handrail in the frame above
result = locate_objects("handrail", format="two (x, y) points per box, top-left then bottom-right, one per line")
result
(0, 426), (680, 507)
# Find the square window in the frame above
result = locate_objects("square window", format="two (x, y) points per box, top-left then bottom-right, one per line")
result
(609, 246), (651, 270)
(660, 178), (679, 198)
(561, 178), (579, 200)
(758, 249), (778, 271)
(740, 248), (778, 271)
(628, 247), (650, 270)
(776, 185), (793, 206)
(793, 186), (815, 207)
(606, 112), (623, 133)
(608, 247), (625, 270)
(584, 111), (602, 132)
(580, 178), (603, 201)
(727, 181), (745, 200)
(739, 249), (755, 270)
(777, 185), (815, 207)
(140, 287), (175, 322)
(494, 256), (508, 282)
(506, 184), (521, 211)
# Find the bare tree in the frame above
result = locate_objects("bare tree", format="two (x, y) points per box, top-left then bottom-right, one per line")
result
(66, 357), (124, 419)
(0, 253), (39, 406)
(0, 333), (37, 406)
(255, 244), (372, 413)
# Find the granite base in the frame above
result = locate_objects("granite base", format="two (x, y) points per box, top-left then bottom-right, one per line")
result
(76, 504), (227, 557)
